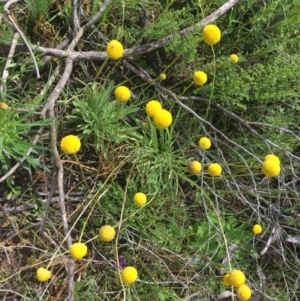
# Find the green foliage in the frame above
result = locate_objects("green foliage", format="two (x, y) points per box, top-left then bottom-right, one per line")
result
(25, 0), (51, 22)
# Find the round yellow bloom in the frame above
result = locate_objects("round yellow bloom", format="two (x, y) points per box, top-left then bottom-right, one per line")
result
(262, 160), (280, 177)
(60, 135), (81, 155)
(229, 270), (246, 288)
(189, 160), (202, 175)
(69, 242), (87, 259)
(145, 100), (162, 117)
(133, 192), (147, 207)
(223, 273), (231, 286)
(36, 267), (51, 282)
(208, 163), (222, 176)
(115, 86), (131, 102)
(252, 224), (262, 235)
(236, 284), (252, 301)
(202, 24), (221, 45)
(159, 73), (166, 80)
(153, 109), (172, 129)
(264, 154), (280, 164)
(230, 54), (239, 63)
(199, 137), (211, 150)
(121, 266), (138, 284)
(99, 225), (116, 242)
(0, 102), (9, 109)
(193, 71), (207, 86)
(106, 40), (124, 60)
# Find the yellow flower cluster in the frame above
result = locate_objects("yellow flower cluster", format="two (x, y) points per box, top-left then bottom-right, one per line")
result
(193, 71), (207, 86)
(115, 86), (131, 102)
(106, 40), (124, 60)
(69, 242), (88, 260)
(60, 135), (81, 155)
(202, 24), (221, 45)
(189, 160), (202, 175)
(159, 73), (166, 80)
(145, 100), (172, 129)
(133, 192), (147, 207)
(198, 137), (211, 150)
(99, 225), (116, 242)
(252, 224), (262, 235)
(121, 266), (138, 284)
(223, 270), (251, 301)
(36, 267), (51, 282)
(262, 154), (280, 177)
(230, 54), (239, 63)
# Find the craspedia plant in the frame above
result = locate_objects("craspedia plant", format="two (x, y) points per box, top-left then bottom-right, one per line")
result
(99, 225), (116, 242)
(208, 163), (222, 176)
(229, 270), (246, 288)
(153, 109), (172, 129)
(145, 100), (162, 117)
(60, 135), (81, 155)
(115, 86), (131, 102)
(262, 160), (280, 177)
(223, 273), (231, 286)
(230, 54), (239, 63)
(252, 224), (262, 235)
(202, 24), (221, 45)
(193, 71), (207, 86)
(198, 137), (211, 150)
(159, 73), (166, 80)
(36, 267), (51, 282)
(189, 160), (202, 175)
(264, 154), (280, 164)
(106, 40), (124, 60)
(133, 192), (147, 207)
(69, 242), (87, 259)
(236, 284), (252, 301)
(121, 266), (138, 284)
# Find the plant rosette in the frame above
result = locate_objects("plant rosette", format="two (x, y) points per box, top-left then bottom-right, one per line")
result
(133, 192), (147, 207)
(99, 225), (116, 242)
(121, 266), (138, 284)
(36, 267), (51, 282)
(69, 242), (88, 259)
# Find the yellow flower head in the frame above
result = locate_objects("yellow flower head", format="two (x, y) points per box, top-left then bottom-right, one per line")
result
(0, 102), (9, 109)
(99, 225), (116, 242)
(60, 135), (81, 155)
(189, 160), (202, 175)
(153, 109), (172, 129)
(202, 24), (221, 45)
(193, 71), (207, 86)
(230, 54), (239, 64)
(223, 273), (231, 286)
(262, 160), (280, 177)
(106, 40), (124, 60)
(229, 270), (246, 288)
(115, 86), (131, 102)
(121, 266), (138, 284)
(145, 100), (162, 117)
(159, 73), (166, 80)
(36, 267), (51, 282)
(264, 154), (280, 164)
(208, 163), (222, 177)
(69, 242), (87, 260)
(199, 137), (211, 150)
(133, 192), (147, 207)
(252, 224), (262, 235)
(236, 284), (252, 301)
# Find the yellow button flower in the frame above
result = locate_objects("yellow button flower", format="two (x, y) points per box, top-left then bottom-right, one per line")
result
(121, 266), (138, 284)
(0, 102), (9, 109)
(133, 192), (147, 207)
(115, 86), (131, 102)
(99, 225), (116, 242)
(36, 267), (51, 282)
(262, 160), (280, 177)
(236, 284), (252, 301)
(106, 40), (124, 60)
(69, 242), (87, 259)
(208, 163), (222, 176)
(60, 135), (81, 155)
(230, 54), (239, 63)
(229, 270), (246, 288)
(223, 273), (231, 286)
(159, 73), (166, 80)
(202, 24), (221, 45)
(189, 161), (202, 175)
(145, 100), (162, 117)
(193, 71), (207, 86)
(264, 154), (280, 164)
(198, 137), (211, 150)
(153, 109), (172, 129)
(252, 224), (262, 235)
